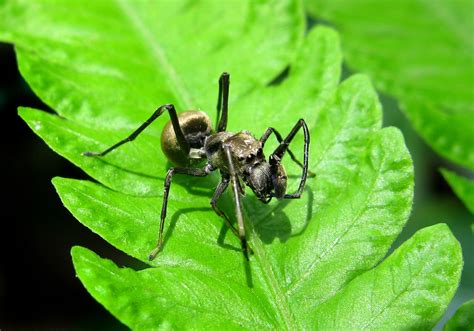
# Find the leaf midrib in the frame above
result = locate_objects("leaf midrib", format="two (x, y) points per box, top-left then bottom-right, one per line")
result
(252, 233), (298, 330)
(247, 86), (376, 326)
(115, 0), (194, 109)
(113, 3), (300, 327)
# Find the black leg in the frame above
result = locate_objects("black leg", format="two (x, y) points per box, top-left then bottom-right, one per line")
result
(211, 176), (240, 238)
(223, 145), (250, 260)
(270, 119), (310, 199)
(83, 104), (189, 157)
(211, 176), (254, 254)
(148, 163), (213, 261)
(216, 72), (230, 132)
(260, 127), (315, 177)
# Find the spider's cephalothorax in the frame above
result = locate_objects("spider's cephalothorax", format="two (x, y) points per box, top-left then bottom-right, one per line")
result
(204, 130), (289, 203)
(83, 72), (312, 261)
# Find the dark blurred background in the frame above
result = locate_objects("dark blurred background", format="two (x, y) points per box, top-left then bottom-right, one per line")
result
(0, 43), (128, 330)
(0, 38), (472, 329)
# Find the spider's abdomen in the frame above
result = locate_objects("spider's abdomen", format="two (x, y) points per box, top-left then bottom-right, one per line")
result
(161, 111), (212, 166)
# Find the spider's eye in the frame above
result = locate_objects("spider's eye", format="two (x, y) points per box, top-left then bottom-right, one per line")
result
(206, 141), (220, 154)
(257, 148), (263, 156)
(238, 156), (245, 161)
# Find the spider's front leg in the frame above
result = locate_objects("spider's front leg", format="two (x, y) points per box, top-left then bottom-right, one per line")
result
(148, 163), (213, 261)
(211, 175), (254, 255)
(260, 127), (315, 177)
(270, 119), (310, 199)
(223, 145), (251, 261)
(211, 175), (239, 238)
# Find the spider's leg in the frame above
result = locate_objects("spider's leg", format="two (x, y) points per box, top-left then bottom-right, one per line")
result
(211, 175), (240, 237)
(270, 119), (310, 199)
(83, 104), (189, 157)
(260, 127), (315, 177)
(223, 145), (251, 260)
(148, 163), (213, 261)
(216, 72), (230, 132)
(211, 176), (254, 254)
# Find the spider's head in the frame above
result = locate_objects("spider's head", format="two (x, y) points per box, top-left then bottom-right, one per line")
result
(243, 161), (272, 200)
(243, 157), (287, 202)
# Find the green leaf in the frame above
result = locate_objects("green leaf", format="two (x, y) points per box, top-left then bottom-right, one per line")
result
(1, 0), (304, 127)
(18, 26), (340, 197)
(71, 225), (463, 330)
(306, 0), (474, 170)
(441, 169), (474, 215)
(444, 299), (474, 331)
(52, 34), (437, 327)
(4, 1), (463, 328)
(71, 246), (277, 330)
(313, 224), (462, 330)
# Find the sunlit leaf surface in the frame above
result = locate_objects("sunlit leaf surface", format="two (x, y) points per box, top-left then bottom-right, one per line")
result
(0, 0), (463, 328)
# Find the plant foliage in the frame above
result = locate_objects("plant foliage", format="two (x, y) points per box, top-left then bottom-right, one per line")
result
(306, 0), (474, 210)
(0, 0), (464, 329)
(442, 169), (474, 216)
(444, 299), (474, 331)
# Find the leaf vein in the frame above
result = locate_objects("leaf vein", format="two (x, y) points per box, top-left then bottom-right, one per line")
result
(115, 0), (194, 109)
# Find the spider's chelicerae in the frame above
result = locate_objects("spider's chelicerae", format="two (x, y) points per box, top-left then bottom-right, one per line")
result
(83, 72), (312, 261)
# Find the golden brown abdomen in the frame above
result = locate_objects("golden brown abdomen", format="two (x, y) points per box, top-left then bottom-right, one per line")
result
(161, 111), (213, 166)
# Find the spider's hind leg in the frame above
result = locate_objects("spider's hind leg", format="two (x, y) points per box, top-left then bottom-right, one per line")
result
(83, 104), (189, 158)
(149, 163), (213, 261)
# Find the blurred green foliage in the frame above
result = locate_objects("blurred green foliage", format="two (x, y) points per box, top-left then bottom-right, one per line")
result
(444, 299), (474, 331)
(306, 0), (474, 171)
(305, 0), (474, 327)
